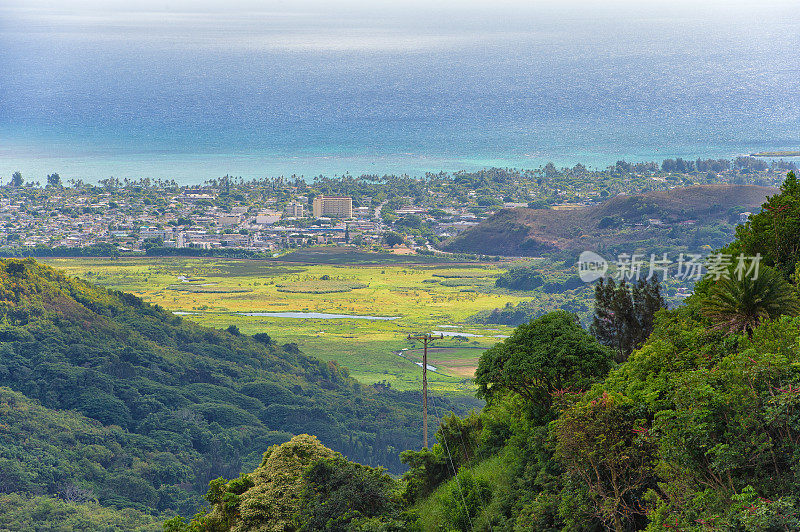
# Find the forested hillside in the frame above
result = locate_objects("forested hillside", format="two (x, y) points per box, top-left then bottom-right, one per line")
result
(442, 184), (775, 256)
(5, 173), (799, 530)
(165, 434), (412, 531)
(400, 173), (800, 530)
(0, 259), (462, 524)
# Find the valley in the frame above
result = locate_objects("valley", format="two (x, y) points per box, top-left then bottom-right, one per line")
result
(4, 1), (800, 527)
(42, 256), (528, 393)
(39, 184), (754, 394)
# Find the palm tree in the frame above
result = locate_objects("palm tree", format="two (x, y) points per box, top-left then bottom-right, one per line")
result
(701, 265), (800, 337)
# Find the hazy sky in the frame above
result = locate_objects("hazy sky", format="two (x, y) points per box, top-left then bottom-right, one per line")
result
(3, 0), (793, 23)
(2, 0), (795, 53)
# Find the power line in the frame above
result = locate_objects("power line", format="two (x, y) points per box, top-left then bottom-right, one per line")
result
(406, 333), (443, 448)
(429, 390), (475, 532)
(406, 332), (483, 530)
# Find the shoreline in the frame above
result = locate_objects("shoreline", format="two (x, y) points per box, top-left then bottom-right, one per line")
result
(2, 149), (795, 186)
(750, 151), (800, 157)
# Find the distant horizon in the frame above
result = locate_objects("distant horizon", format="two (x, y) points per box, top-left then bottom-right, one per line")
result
(2, 0), (799, 185)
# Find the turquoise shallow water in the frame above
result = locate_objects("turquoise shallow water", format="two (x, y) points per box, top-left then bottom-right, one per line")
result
(1, 2), (799, 184)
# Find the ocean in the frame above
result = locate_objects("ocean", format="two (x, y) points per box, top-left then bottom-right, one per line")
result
(1, 0), (799, 184)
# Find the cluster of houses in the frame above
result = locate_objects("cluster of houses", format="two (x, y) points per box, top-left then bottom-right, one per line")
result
(0, 189), (488, 253)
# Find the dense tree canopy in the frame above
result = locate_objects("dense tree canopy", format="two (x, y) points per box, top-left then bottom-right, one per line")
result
(475, 310), (613, 417)
(405, 171), (800, 531)
(165, 435), (408, 532)
(0, 258), (463, 523)
(729, 170), (800, 277)
(10, 171), (23, 187)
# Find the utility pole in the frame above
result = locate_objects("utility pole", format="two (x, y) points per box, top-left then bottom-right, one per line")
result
(407, 333), (443, 448)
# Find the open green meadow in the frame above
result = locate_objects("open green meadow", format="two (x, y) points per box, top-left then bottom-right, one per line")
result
(43, 254), (530, 393)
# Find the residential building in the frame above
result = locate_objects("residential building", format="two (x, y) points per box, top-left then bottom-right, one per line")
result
(256, 210), (282, 225)
(312, 195), (352, 219)
(353, 206), (371, 217)
(218, 213), (243, 226)
(284, 201), (305, 218)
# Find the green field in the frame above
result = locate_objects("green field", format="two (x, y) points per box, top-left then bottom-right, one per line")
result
(43, 255), (529, 393)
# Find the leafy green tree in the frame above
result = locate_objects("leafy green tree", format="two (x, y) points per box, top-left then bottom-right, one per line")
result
(10, 171), (22, 187)
(700, 264), (800, 337)
(434, 411), (482, 467)
(142, 236), (164, 250)
(494, 266), (544, 290)
(647, 344), (800, 529)
(438, 469), (492, 531)
(252, 332), (272, 345)
(398, 410), (483, 505)
(590, 276), (666, 362)
(729, 171), (800, 277)
(475, 311), (613, 419)
(554, 392), (656, 532)
(46, 173), (62, 188)
(173, 435), (336, 531)
(0, 494), (161, 531)
(395, 214), (423, 230)
(297, 456), (402, 531)
(383, 231), (404, 247)
(170, 435), (403, 531)
(399, 446), (451, 504)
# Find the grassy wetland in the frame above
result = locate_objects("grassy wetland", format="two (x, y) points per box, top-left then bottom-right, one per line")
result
(43, 255), (538, 393)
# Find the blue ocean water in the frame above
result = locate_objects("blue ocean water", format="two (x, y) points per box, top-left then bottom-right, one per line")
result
(1, 1), (799, 184)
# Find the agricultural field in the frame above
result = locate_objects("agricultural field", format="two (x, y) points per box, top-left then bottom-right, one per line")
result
(43, 255), (535, 393)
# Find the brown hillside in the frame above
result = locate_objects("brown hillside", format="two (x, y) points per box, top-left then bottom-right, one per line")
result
(441, 184), (776, 256)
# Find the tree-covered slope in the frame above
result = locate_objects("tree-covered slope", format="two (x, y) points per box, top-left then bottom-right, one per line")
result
(409, 173), (800, 531)
(0, 259), (458, 520)
(166, 434), (410, 531)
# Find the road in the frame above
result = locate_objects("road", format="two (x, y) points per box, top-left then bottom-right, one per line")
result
(374, 200), (387, 220)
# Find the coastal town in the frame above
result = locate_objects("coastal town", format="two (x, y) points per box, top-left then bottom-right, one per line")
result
(0, 158), (792, 256)
(0, 173), (486, 254)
